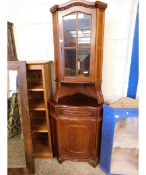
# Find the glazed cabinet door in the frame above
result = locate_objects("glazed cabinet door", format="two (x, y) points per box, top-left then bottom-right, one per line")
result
(58, 7), (96, 83)
(57, 118), (97, 159)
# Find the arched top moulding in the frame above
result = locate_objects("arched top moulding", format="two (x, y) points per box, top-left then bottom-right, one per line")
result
(50, 0), (107, 13)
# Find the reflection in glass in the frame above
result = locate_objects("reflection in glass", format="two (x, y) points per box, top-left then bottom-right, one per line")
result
(78, 13), (91, 76)
(78, 48), (90, 76)
(63, 13), (76, 47)
(8, 70), (26, 167)
(78, 13), (91, 47)
(65, 49), (76, 76)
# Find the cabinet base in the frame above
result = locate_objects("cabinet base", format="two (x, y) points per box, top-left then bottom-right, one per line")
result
(58, 156), (99, 168)
(50, 102), (102, 168)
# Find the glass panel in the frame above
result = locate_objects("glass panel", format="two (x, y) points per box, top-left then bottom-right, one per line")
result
(65, 49), (76, 76)
(63, 13), (76, 47)
(78, 48), (90, 77)
(78, 12), (91, 77)
(8, 70), (26, 167)
(78, 12), (91, 47)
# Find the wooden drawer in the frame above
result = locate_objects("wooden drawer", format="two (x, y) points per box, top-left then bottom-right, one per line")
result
(50, 105), (98, 118)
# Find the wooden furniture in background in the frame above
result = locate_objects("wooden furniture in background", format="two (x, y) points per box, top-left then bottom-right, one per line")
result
(7, 22), (17, 61)
(26, 62), (53, 159)
(8, 61), (34, 175)
(50, 0), (107, 167)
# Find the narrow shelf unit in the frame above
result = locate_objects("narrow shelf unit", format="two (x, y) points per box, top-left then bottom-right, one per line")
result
(26, 61), (53, 159)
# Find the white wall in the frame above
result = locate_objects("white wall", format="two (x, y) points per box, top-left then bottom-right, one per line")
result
(8, 0), (138, 102)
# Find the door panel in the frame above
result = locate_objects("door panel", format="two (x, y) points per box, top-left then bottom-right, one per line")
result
(59, 7), (96, 82)
(57, 118), (96, 158)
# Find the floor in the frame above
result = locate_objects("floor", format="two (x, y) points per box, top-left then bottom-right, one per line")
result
(34, 158), (105, 175)
(8, 134), (26, 167)
(8, 134), (105, 175)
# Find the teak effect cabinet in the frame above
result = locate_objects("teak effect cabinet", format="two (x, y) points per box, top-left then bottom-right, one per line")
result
(26, 62), (53, 159)
(50, 0), (107, 167)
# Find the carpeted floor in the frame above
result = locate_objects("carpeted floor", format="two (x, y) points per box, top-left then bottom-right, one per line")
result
(8, 134), (26, 167)
(34, 158), (105, 175)
(8, 135), (105, 175)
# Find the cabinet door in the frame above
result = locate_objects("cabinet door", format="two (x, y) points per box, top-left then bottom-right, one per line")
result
(59, 7), (96, 83)
(57, 117), (96, 158)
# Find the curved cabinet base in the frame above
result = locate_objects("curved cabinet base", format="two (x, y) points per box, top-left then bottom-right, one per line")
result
(58, 156), (99, 168)
(50, 102), (102, 167)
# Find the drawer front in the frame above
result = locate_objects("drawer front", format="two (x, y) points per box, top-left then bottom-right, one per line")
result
(56, 107), (97, 118)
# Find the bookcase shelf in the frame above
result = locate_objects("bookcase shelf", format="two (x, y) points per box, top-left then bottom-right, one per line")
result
(32, 132), (52, 158)
(28, 83), (44, 91)
(31, 119), (48, 132)
(26, 62), (53, 159)
(29, 101), (46, 110)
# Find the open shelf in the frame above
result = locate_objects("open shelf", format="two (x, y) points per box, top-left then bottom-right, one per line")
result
(28, 91), (46, 110)
(27, 70), (43, 91)
(111, 147), (138, 175)
(28, 90), (44, 99)
(33, 150), (52, 159)
(27, 70), (42, 82)
(32, 133), (51, 158)
(29, 110), (46, 119)
(28, 83), (44, 91)
(29, 100), (46, 110)
(31, 119), (48, 132)
(113, 117), (138, 148)
(58, 93), (98, 107)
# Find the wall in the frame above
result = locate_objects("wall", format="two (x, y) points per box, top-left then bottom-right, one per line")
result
(8, 0), (138, 102)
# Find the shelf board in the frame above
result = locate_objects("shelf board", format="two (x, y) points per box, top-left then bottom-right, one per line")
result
(64, 46), (90, 49)
(33, 141), (50, 157)
(33, 145), (52, 158)
(61, 80), (94, 84)
(26, 61), (50, 65)
(28, 83), (44, 91)
(33, 151), (52, 159)
(33, 147), (49, 153)
(64, 46), (76, 49)
(28, 89), (44, 92)
(29, 101), (46, 110)
(31, 119), (48, 132)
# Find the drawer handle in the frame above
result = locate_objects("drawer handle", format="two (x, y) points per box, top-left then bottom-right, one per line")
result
(77, 111), (91, 115)
(63, 110), (77, 115)
(63, 110), (91, 116)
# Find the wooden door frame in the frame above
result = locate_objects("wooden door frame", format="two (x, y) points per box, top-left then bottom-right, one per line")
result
(8, 61), (34, 175)
(58, 6), (96, 83)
